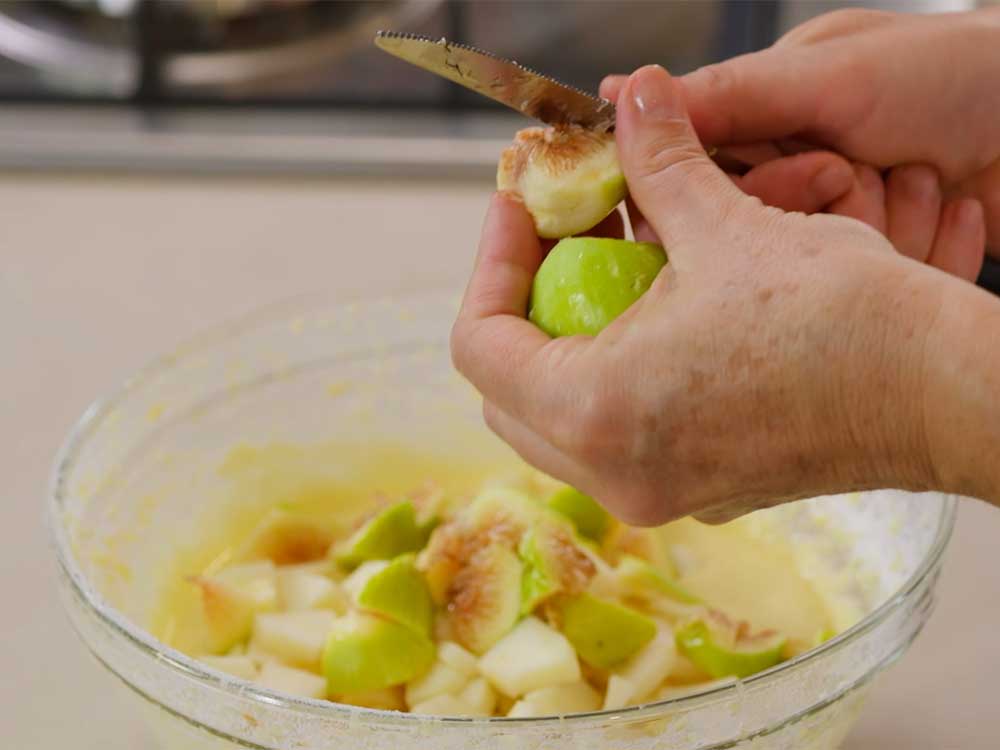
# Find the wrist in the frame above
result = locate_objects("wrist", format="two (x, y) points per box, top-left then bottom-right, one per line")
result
(919, 270), (1000, 505)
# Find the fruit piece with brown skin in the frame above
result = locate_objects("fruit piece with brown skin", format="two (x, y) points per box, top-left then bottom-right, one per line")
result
(497, 125), (626, 239)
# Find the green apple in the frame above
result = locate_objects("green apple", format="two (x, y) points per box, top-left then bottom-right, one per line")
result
(322, 611), (436, 694)
(546, 486), (611, 542)
(674, 618), (786, 679)
(529, 237), (667, 337)
(507, 680), (602, 717)
(355, 555), (433, 637)
(615, 555), (701, 605)
(334, 500), (427, 569)
(559, 592), (656, 669)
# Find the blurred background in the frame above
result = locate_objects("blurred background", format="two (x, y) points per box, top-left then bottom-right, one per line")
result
(3, 2), (999, 749)
(0, 0), (987, 175)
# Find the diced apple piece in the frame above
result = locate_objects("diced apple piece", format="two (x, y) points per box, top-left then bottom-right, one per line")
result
(198, 654), (258, 681)
(478, 617), (581, 697)
(255, 661), (327, 700)
(437, 641), (478, 677)
(519, 681), (602, 715)
(409, 693), (477, 717)
(251, 610), (337, 669)
(506, 700), (535, 718)
(277, 568), (349, 613)
(192, 560), (278, 652)
(611, 622), (676, 703)
(603, 675), (636, 711)
(342, 560), (389, 601)
(459, 678), (497, 717)
(404, 661), (470, 708)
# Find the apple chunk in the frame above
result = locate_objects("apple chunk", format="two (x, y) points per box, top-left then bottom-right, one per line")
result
(478, 616), (581, 697)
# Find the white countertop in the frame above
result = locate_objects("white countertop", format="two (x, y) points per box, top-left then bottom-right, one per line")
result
(3, 173), (998, 749)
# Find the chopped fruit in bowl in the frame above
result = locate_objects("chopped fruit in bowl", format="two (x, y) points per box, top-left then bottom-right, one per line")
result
(164, 476), (836, 718)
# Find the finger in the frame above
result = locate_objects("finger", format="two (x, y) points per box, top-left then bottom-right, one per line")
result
(451, 193), (579, 417)
(927, 198), (986, 282)
(583, 207), (625, 239)
(885, 165), (941, 263)
(827, 164), (888, 234)
(679, 50), (824, 147)
(614, 65), (748, 256)
(951, 155), (1000, 256)
(777, 8), (896, 47)
(734, 151), (854, 213)
(482, 401), (593, 492)
(599, 74), (626, 102)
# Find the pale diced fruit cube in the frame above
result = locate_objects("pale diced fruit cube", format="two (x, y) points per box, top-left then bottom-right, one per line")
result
(478, 617), (581, 697)
(342, 560), (390, 600)
(404, 661), (470, 708)
(277, 568), (349, 613)
(519, 681), (602, 716)
(255, 661), (326, 700)
(459, 678), (497, 717)
(437, 641), (479, 677)
(214, 561), (279, 611)
(506, 700), (534, 718)
(198, 655), (258, 681)
(602, 674), (636, 711)
(607, 623), (676, 707)
(409, 693), (477, 717)
(251, 610), (337, 668)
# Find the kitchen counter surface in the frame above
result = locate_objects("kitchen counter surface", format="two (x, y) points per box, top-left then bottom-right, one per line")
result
(3, 173), (998, 749)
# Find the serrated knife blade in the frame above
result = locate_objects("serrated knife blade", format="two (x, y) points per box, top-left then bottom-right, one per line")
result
(374, 30), (617, 132)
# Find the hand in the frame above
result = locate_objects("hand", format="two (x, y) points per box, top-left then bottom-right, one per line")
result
(452, 65), (976, 526)
(602, 7), (1000, 267)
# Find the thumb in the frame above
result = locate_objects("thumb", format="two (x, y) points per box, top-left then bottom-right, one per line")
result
(615, 65), (747, 249)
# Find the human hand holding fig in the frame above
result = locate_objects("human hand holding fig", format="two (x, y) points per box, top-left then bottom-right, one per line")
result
(452, 65), (1000, 525)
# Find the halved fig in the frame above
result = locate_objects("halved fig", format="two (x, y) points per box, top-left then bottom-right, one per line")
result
(497, 126), (626, 239)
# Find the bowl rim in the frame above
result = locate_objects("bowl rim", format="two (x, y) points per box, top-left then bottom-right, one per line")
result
(47, 289), (959, 729)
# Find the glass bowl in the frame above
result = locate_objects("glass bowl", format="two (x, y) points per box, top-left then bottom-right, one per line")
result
(49, 291), (956, 750)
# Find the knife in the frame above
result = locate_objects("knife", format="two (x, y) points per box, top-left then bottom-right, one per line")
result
(374, 31), (753, 174)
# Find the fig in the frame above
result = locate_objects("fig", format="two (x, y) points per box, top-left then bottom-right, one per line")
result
(497, 126), (626, 239)
(529, 237), (666, 337)
(518, 522), (596, 615)
(449, 544), (523, 654)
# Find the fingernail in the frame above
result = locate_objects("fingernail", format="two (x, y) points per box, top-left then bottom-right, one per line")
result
(811, 162), (853, 200)
(629, 65), (679, 121)
(954, 198), (983, 234)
